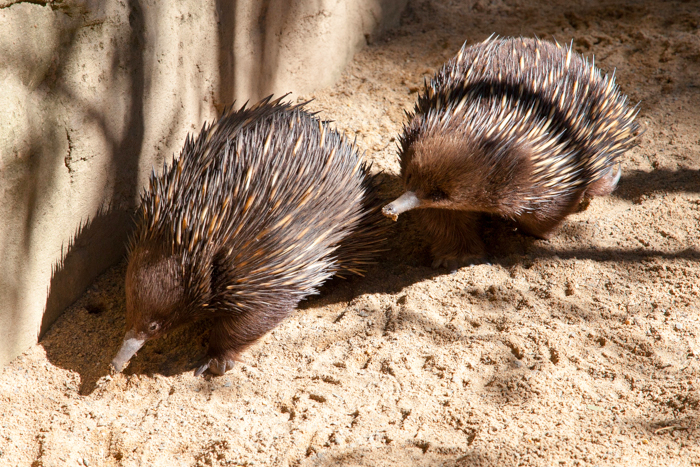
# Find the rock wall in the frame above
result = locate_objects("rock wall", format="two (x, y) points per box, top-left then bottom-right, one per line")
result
(0, 0), (407, 367)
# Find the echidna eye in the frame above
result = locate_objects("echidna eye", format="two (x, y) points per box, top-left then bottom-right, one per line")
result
(429, 189), (447, 202)
(148, 322), (160, 333)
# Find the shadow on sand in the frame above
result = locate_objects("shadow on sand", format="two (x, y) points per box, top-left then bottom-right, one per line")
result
(38, 168), (700, 394)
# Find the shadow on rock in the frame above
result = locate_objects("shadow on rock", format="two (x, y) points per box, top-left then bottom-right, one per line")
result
(41, 252), (212, 394)
(40, 206), (133, 395)
(39, 205), (212, 395)
(636, 414), (700, 437)
(39, 170), (700, 395)
(302, 444), (511, 467)
(615, 168), (700, 202)
(306, 170), (700, 311)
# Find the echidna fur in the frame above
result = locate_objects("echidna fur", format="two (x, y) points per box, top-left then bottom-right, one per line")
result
(112, 96), (387, 376)
(384, 36), (640, 267)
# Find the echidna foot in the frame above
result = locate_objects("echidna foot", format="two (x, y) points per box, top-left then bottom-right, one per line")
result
(576, 196), (592, 212)
(194, 357), (236, 377)
(431, 254), (488, 270)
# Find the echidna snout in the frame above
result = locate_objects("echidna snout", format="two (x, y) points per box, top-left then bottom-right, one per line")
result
(382, 191), (422, 221)
(112, 246), (188, 372)
(112, 330), (145, 372)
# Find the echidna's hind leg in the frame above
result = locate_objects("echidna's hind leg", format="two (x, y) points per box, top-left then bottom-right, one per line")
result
(585, 162), (622, 198)
(515, 213), (563, 240)
(195, 300), (298, 376)
(515, 193), (584, 239)
(575, 163), (622, 212)
(417, 209), (486, 269)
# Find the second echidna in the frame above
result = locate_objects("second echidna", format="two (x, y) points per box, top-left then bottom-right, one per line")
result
(383, 36), (640, 268)
(112, 97), (386, 376)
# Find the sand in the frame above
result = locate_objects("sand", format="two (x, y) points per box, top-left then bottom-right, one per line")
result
(1, 0), (699, 465)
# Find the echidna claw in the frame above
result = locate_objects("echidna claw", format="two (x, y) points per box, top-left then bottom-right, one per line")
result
(194, 361), (211, 377)
(194, 358), (236, 377)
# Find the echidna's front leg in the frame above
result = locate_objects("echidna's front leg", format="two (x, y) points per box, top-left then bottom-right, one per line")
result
(195, 304), (295, 376)
(515, 193), (584, 239)
(417, 209), (486, 269)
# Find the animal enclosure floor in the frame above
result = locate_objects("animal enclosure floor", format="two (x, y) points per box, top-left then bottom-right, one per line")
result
(2, 0), (700, 466)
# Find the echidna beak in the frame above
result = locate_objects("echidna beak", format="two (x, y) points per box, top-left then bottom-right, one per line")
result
(111, 329), (146, 372)
(382, 191), (422, 221)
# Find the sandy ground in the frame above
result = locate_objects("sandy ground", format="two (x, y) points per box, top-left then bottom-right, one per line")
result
(2, 0), (700, 465)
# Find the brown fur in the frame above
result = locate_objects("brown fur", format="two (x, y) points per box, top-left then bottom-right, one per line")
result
(125, 243), (190, 339)
(403, 131), (578, 264)
(114, 97), (388, 376)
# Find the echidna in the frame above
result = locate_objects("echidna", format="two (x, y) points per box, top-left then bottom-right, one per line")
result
(382, 36), (640, 268)
(111, 96), (386, 376)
